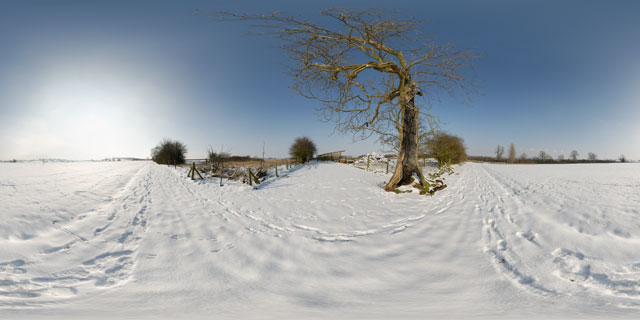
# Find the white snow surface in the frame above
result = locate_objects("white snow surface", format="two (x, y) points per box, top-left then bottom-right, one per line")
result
(1, 161), (640, 319)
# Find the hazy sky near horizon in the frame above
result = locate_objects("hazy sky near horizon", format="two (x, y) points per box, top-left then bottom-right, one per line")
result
(1, 0), (639, 160)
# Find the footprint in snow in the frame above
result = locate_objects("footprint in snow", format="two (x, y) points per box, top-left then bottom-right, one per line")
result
(497, 239), (507, 251)
(516, 231), (538, 244)
(552, 248), (591, 282)
(0, 259), (28, 274)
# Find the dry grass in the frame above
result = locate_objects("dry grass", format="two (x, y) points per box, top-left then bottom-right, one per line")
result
(223, 159), (286, 168)
(178, 159), (293, 171)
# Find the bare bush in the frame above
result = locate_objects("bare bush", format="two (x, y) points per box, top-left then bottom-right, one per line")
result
(588, 152), (597, 161)
(151, 139), (187, 165)
(207, 146), (230, 172)
(426, 132), (467, 166)
(289, 137), (317, 163)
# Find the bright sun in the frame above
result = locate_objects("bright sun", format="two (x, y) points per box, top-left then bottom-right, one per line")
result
(16, 62), (160, 159)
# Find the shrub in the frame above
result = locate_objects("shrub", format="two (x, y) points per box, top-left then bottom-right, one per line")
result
(289, 136), (317, 163)
(426, 132), (467, 166)
(151, 138), (187, 165)
(207, 146), (230, 172)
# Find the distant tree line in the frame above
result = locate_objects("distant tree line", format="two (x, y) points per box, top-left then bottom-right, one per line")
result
(469, 145), (626, 164)
(149, 137), (630, 168)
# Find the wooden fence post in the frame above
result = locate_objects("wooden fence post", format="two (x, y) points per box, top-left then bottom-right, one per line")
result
(275, 163), (278, 177)
(247, 168), (260, 186)
(253, 170), (260, 185)
(196, 164), (203, 179)
(386, 160), (389, 174)
(187, 162), (203, 180)
(367, 156), (370, 171)
(189, 163), (194, 180)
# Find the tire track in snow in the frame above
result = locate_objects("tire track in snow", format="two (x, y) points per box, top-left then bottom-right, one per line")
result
(472, 164), (555, 296)
(475, 163), (640, 308)
(163, 165), (429, 243)
(147, 165), (247, 256)
(0, 163), (152, 306)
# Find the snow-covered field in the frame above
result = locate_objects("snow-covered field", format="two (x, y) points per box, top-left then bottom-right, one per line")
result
(1, 161), (639, 319)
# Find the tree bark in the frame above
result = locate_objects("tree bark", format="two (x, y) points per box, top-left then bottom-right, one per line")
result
(385, 93), (428, 192)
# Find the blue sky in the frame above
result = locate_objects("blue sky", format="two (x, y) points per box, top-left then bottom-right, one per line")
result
(1, 0), (638, 160)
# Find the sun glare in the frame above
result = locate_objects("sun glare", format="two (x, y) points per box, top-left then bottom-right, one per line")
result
(27, 66), (150, 159)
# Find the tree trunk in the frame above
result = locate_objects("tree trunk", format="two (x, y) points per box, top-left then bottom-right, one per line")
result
(385, 93), (428, 192)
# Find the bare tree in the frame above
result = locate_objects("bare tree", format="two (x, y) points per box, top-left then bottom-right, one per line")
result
(495, 145), (504, 161)
(212, 9), (477, 193)
(557, 154), (564, 161)
(588, 152), (597, 161)
(379, 120), (432, 156)
(508, 143), (516, 163)
(619, 154), (627, 163)
(570, 150), (579, 161)
(538, 150), (549, 162)
(520, 153), (527, 161)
